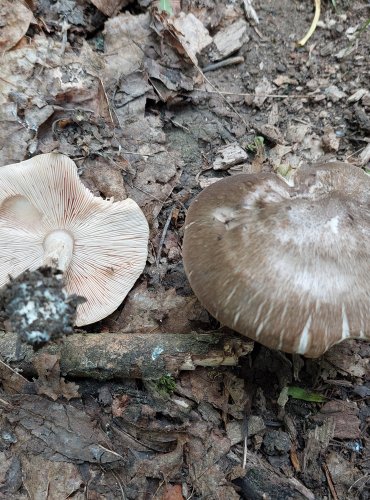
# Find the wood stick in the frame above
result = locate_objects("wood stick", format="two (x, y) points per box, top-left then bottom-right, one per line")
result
(0, 330), (253, 380)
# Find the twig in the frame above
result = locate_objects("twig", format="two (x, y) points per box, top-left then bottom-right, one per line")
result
(156, 207), (174, 266)
(0, 330), (253, 380)
(202, 56), (244, 73)
(345, 145), (367, 161)
(191, 89), (318, 99)
(197, 71), (249, 127)
(348, 473), (369, 492)
(323, 463), (339, 500)
(109, 469), (127, 500)
(243, 0), (259, 24)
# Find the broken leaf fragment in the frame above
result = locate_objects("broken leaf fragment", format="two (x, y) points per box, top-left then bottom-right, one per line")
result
(0, 0), (34, 52)
(286, 386), (327, 403)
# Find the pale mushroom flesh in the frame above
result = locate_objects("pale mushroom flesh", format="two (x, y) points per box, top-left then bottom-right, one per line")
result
(182, 162), (370, 358)
(0, 153), (149, 326)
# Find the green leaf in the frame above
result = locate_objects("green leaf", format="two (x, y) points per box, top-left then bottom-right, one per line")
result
(287, 386), (326, 403)
(159, 0), (173, 15)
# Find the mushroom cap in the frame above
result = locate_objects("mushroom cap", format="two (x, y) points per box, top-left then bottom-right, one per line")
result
(0, 153), (149, 326)
(182, 162), (370, 358)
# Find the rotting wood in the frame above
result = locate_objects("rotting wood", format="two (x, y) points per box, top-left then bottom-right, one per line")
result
(0, 331), (253, 380)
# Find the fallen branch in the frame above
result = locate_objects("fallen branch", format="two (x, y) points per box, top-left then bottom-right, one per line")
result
(0, 330), (253, 380)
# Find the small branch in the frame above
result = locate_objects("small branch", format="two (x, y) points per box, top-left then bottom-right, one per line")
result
(202, 56), (245, 73)
(323, 463), (339, 500)
(156, 207), (174, 266)
(191, 89), (318, 99)
(0, 331), (253, 380)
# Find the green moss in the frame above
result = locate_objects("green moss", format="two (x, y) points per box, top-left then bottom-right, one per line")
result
(155, 374), (176, 394)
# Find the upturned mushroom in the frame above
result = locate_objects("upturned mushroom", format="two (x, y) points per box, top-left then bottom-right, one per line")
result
(0, 153), (149, 326)
(182, 162), (370, 358)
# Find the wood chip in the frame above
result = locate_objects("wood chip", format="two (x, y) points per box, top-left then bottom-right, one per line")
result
(213, 142), (249, 170)
(211, 19), (248, 61)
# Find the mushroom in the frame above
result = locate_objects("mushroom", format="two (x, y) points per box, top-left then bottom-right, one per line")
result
(0, 153), (149, 326)
(182, 162), (370, 358)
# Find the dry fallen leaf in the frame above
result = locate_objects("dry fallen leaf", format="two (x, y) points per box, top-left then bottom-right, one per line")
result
(103, 12), (151, 83)
(89, 0), (130, 17)
(313, 400), (361, 440)
(111, 283), (206, 334)
(160, 483), (184, 500)
(21, 455), (83, 500)
(171, 12), (212, 65)
(211, 19), (248, 61)
(33, 353), (80, 401)
(6, 394), (123, 464)
(152, 10), (211, 66)
(0, 0), (34, 52)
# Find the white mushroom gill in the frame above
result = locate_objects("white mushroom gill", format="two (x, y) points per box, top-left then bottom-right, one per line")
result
(0, 195), (41, 226)
(0, 153), (149, 326)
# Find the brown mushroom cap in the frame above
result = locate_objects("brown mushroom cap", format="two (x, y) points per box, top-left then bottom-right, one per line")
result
(0, 153), (149, 326)
(182, 162), (370, 358)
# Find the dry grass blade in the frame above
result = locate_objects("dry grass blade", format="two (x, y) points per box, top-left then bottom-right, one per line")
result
(298, 0), (321, 46)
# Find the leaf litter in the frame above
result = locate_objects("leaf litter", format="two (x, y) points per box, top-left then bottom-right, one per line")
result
(0, 0), (369, 498)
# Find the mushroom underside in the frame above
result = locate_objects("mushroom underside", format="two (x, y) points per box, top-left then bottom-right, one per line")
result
(0, 153), (149, 326)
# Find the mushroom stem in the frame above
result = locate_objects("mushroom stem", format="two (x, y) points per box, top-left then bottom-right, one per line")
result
(42, 230), (74, 272)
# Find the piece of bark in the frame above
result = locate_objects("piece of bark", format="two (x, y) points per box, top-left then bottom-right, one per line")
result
(231, 451), (315, 500)
(213, 142), (248, 170)
(0, 331), (253, 380)
(211, 19), (248, 61)
(313, 400), (361, 440)
(0, 359), (34, 394)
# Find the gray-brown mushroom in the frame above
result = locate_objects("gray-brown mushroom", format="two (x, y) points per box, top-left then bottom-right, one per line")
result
(182, 162), (370, 358)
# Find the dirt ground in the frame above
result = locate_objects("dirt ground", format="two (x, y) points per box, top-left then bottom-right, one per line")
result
(0, 0), (369, 498)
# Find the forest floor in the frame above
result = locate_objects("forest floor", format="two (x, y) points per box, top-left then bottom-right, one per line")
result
(0, 0), (369, 498)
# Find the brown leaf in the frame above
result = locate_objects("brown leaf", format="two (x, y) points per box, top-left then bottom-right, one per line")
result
(111, 283), (206, 334)
(290, 444), (301, 472)
(104, 12), (150, 84)
(90, 0), (130, 17)
(152, 10), (211, 66)
(324, 340), (369, 378)
(21, 455), (83, 500)
(160, 483), (184, 500)
(314, 400), (361, 440)
(80, 156), (128, 201)
(33, 353), (80, 401)
(111, 394), (130, 418)
(178, 368), (226, 409)
(0, 0), (34, 52)
(6, 394), (123, 464)
(136, 438), (184, 480)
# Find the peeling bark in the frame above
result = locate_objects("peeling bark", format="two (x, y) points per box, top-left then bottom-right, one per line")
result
(0, 331), (253, 380)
